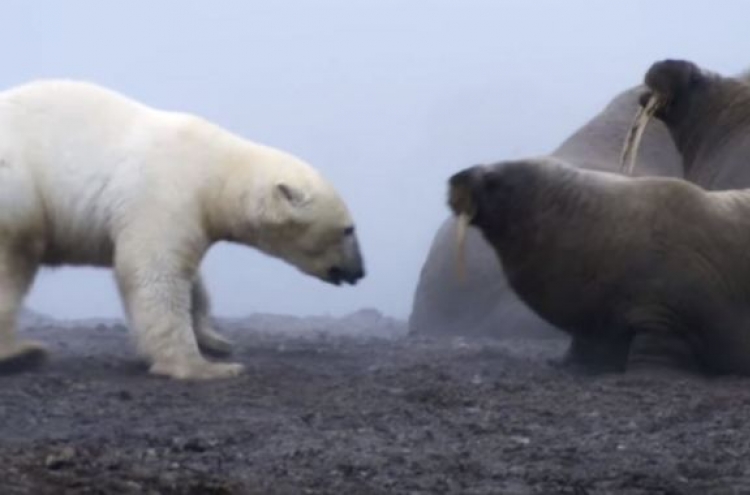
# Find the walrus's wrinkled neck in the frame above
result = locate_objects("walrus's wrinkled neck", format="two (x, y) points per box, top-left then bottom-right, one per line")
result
(671, 79), (750, 187)
(477, 164), (625, 333)
(489, 166), (603, 268)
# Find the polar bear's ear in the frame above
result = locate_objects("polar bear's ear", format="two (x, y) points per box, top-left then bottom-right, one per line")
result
(276, 183), (311, 208)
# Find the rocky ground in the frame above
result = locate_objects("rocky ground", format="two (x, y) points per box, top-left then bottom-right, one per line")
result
(2, 310), (750, 494)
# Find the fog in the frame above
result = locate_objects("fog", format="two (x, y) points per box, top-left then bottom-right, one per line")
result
(1, 1), (748, 320)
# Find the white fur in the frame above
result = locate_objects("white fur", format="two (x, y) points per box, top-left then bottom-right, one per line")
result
(0, 80), (359, 380)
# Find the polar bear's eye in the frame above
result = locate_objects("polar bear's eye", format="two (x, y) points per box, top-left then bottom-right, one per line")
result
(343, 226), (355, 236)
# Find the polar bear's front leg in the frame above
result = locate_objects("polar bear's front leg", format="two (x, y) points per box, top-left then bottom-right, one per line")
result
(191, 276), (233, 357)
(0, 247), (46, 372)
(115, 248), (243, 380)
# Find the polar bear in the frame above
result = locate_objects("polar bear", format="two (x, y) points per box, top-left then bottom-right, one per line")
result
(0, 79), (365, 380)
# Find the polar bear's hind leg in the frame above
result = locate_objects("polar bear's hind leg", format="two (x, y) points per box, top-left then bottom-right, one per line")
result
(0, 245), (47, 373)
(191, 277), (233, 357)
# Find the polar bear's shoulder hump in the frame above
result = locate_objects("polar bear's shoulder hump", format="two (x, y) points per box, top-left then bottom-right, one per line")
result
(0, 79), (160, 118)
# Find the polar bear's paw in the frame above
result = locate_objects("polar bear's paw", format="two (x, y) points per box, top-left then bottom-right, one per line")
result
(0, 340), (48, 373)
(195, 327), (234, 357)
(149, 358), (244, 380)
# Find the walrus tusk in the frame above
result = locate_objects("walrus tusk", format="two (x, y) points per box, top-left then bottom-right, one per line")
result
(455, 212), (472, 282)
(620, 94), (662, 176)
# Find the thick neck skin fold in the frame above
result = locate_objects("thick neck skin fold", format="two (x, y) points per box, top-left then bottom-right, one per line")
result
(478, 164), (590, 256)
(474, 163), (614, 331)
(475, 163), (617, 288)
(467, 161), (686, 336)
(666, 77), (750, 188)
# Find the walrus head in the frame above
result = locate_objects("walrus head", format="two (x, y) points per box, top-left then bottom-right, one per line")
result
(448, 165), (483, 280)
(640, 59), (706, 124)
(448, 160), (551, 279)
(620, 59), (707, 175)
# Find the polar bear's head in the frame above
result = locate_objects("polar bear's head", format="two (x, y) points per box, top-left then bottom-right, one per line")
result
(242, 152), (365, 286)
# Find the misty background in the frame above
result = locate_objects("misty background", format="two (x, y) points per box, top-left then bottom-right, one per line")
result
(0, 1), (748, 320)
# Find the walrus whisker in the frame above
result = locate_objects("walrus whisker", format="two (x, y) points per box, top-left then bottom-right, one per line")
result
(620, 94), (662, 176)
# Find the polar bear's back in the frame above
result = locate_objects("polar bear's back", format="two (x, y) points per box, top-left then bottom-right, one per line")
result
(0, 79), (155, 116)
(0, 79), (164, 163)
(0, 80), (182, 265)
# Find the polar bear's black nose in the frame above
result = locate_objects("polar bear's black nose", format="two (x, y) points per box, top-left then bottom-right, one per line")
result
(328, 266), (365, 285)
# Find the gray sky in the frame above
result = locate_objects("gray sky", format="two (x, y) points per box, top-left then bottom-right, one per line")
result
(1, 1), (748, 319)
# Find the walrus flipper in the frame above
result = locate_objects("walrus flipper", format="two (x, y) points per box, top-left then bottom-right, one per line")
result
(627, 332), (709, 376)
(551, 332), (634, 375)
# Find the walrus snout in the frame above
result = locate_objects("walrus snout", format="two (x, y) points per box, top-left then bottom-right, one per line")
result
(637, 89), (667, 120)
(448, 165), (483, 219)
(638, 90), (654, 109)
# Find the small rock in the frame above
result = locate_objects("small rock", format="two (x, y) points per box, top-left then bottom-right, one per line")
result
(120, 480), (143, 493)
(45, 446), (76, 470)
(509, 435), (530, 445)
(184, 437), (208, 452)
(117, 390), (133, 401)
(159, 471), (178, 487)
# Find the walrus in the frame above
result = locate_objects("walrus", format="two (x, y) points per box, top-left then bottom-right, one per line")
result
(409, 85), (684, 341)
(613, 59), (750, 371)
(411, 65), (750, 342)
(447, 157), (750, 375)
(623, 58), (750, 188)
